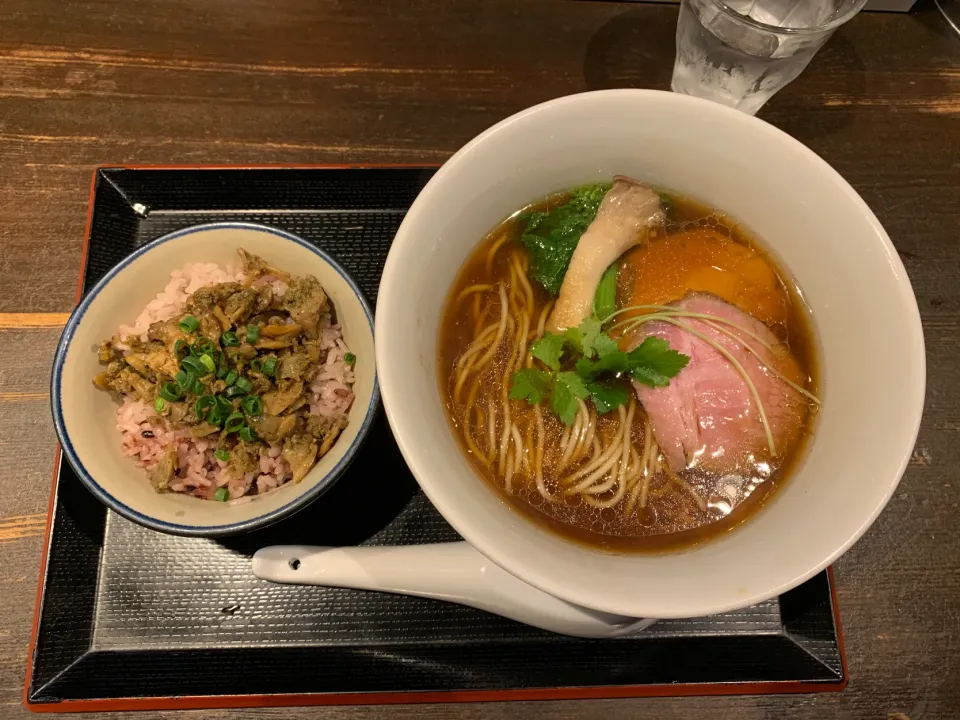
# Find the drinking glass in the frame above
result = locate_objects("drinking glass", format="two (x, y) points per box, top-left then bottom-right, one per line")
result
(672, 0), (867, 115)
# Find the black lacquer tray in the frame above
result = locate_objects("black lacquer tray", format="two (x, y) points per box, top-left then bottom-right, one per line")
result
(26, 167), (846, 712)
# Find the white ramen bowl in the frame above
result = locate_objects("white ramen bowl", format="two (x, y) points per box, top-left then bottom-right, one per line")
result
(376, 90), (925, 619)
(52, 223), (378, 536)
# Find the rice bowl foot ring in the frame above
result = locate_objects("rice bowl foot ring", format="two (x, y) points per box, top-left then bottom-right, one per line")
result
(252, 542), (657, 638)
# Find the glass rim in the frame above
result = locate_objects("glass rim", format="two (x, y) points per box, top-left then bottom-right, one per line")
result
(705, 0), (869, 36)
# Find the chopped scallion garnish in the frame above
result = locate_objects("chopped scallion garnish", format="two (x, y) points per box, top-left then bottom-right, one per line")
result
(220, 330), (240, 347)
(174, 339), (190, 360)
(175, 370), (203, 395)
(344, 352), (356, 367)
(178, 315), (199, 333)
(241, 395), (263, 417)
(191, 338), (215, 357)
(224, 384), (246, 399)
(209, 395), (232, 426)
(246, 324), (260, 344)
(234, 376), (253, 394)
(224, 413), (245, 433)
(198, 353), (216, 373)
(154, 397), (166, 413)
(224, 370), (238, 387)
(194, 394), (216, 420)
(261, 357), (278, 377)
(217, 367), (228, 380)
(181, 355), (209, 377)
(239, 426), (258, 443)
(159, 382), (182, 402)
(214, 449), (230, 462)
(214, 487), (229, 502)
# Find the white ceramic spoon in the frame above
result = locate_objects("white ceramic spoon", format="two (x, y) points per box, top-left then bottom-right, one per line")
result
(253, 542), (656, 638)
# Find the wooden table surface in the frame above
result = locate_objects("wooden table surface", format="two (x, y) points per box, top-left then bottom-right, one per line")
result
(1, 0), (958, 718)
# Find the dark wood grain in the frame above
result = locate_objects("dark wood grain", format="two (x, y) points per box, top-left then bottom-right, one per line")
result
(1, 0), (958, 718)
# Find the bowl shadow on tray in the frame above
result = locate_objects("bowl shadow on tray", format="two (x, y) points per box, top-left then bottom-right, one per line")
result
(582, 7), (865, 142)
(218, 410), (420, 556)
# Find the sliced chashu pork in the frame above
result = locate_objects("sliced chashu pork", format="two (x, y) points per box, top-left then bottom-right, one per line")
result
(629, 294), (809, 474)
(547, 176), (663, 333)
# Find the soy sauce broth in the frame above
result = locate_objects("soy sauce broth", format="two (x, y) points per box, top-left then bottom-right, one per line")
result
(438, 188), (819, 553)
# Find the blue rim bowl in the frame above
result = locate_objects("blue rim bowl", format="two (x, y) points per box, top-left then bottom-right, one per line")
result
(51, 222), (379, 536)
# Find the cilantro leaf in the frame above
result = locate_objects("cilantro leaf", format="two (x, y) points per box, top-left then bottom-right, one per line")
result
(587, 381), (630, 415)
(592, 333), (620, 359)
(564, 317), (602, 359)
(593, 263), (619, 322)
(520, 183), (611, 296)
(575, 350), (629, 382)
(626, 336), (691, 388)
(530, 332), (566, 371)
(557, 370), (590, 398)
(552, 371), (590, 425)
(509, 368), (552, 404)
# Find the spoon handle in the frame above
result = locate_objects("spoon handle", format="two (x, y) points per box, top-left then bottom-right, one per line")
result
(253, 542), (655, 638)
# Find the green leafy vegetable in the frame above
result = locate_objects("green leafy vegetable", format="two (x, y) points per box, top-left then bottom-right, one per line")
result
(563, 317), (601, 359)
(520, 183), (610, 295)
(627, 336), (691, 388)
(575, 350), (629, 382)
(593, 263), (619, 322)
(657, 190), (675, 219)
(592, 333), (620, 359)
(530, 333), (567, 371)
(552, 371), (590, 425)
(587, 381), (630, 414)
(508, 368), (552, 404)
(508, 316), (690, 424)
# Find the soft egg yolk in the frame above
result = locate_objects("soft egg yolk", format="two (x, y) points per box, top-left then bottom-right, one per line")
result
(619, 226), (788, 326)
